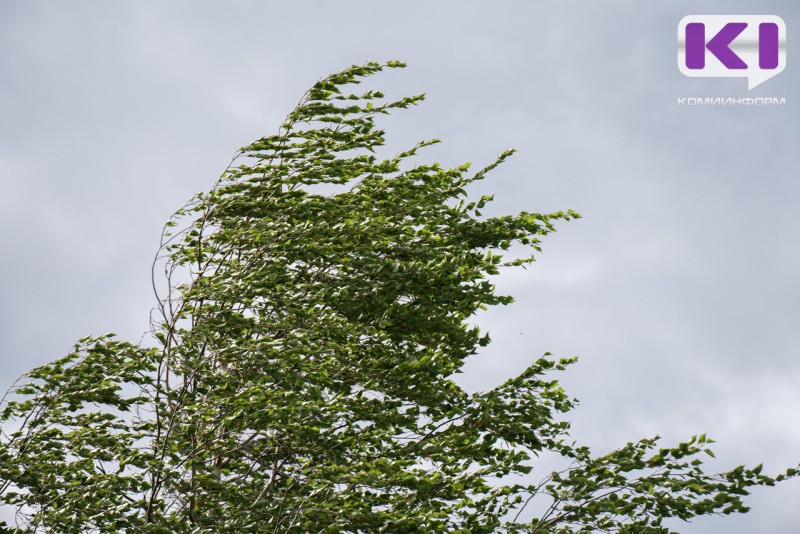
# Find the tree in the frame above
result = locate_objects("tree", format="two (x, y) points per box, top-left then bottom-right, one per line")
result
(0, 61), (796, 533)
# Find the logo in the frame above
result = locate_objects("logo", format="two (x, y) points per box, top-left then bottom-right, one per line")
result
(678, 15), (786, 89)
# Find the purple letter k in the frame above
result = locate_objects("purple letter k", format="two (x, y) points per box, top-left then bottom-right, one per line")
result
(686, 22), (748, 69)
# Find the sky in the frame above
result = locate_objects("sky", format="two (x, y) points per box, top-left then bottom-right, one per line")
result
(1, 1), (798, 531)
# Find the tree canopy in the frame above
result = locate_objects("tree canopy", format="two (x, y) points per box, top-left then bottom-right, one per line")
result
(0, 61), (796, 533)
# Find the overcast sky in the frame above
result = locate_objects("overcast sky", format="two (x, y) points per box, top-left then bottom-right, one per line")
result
(1, 1), (798, 531)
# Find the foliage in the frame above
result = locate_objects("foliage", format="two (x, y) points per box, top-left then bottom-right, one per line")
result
(0, 61), (796, 533)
